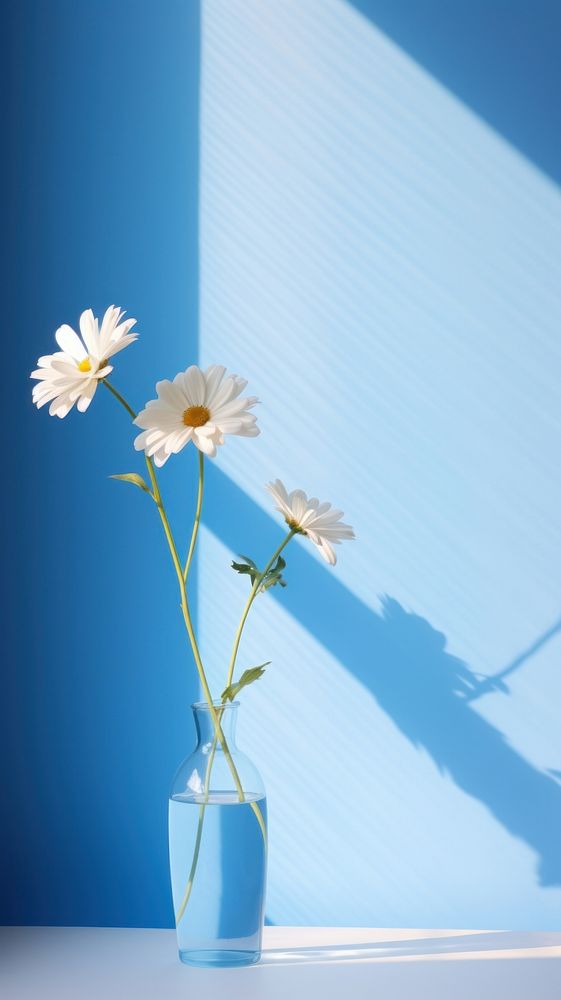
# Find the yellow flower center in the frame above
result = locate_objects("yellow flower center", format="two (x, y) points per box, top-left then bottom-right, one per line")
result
(77, 358), (92, 373)
(183, 405), (210, 427)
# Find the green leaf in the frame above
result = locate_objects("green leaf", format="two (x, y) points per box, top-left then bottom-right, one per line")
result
(260, 555), (287, 591)
(231, 555), (260, 586)
(221, 663), (271, 702)
(239, 554), (259, 570)
(110, 473), (154, 498)
(231, 553), (287, 592)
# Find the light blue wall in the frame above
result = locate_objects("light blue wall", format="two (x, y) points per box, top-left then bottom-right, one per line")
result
(198, 0), (561, 928)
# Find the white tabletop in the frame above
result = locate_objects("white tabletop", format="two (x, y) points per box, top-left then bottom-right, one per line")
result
(1, 926), (560, 999)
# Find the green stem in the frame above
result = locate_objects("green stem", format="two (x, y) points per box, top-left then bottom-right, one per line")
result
(225, 528), (296, 691)
(175, 531), (295, 924)
(183, 450), (204, 583)
(102, 379), (261, 826)
(174, 705), (225, 924)
(103, 378), (137, 420)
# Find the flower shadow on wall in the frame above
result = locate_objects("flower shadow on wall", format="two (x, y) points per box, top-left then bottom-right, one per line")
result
(205, 466), (561, 889)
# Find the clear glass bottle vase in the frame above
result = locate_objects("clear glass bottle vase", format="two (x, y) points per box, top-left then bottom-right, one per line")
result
(168, 700), (267, 967)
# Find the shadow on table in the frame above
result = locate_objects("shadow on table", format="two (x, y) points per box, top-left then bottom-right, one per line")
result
(259, 931), (561, 966)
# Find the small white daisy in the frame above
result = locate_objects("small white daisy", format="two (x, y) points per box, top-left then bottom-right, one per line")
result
(30, 305), (137, 418)
(133, 364), (259, 466)
(266, 479), (355, 565)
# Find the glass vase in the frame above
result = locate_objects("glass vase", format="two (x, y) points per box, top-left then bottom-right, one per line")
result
(168, 700), (267, 967)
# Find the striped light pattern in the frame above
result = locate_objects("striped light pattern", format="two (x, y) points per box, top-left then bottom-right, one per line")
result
(198, 0), (561, 927)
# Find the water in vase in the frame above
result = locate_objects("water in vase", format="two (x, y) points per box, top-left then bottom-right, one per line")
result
(169, 791), (267, 967)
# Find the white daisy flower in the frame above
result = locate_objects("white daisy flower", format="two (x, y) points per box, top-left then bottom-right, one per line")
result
(266, 479), (355, 565)
(30, 305), (137, 418)
(133, 364), (259, 466)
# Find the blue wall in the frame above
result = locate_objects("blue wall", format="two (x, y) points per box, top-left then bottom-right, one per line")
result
(4, 0), (561, 931)
(3, 1), (200, 926)
(351, 0), (561, 187)
(198, 0), (561, 929)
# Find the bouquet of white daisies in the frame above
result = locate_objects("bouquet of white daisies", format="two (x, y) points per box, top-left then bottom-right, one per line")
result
(31, 304), (355, 923)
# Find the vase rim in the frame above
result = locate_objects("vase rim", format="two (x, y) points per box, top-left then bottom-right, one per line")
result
(191, 699), (240, 711)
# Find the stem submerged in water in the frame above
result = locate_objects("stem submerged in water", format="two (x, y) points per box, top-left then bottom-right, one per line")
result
(174, 706), (225, 925)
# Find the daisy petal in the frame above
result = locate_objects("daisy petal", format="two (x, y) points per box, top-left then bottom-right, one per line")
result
(184, 365), (206, 405)
(193, 429), (218, 456)
(77, 381), (98, 412)
(79, 309), (99, 357)
(55, 325), (87, 361)
(204, 365), (227, 406)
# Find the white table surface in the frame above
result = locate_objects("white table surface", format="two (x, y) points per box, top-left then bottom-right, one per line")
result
(1, 926), (561, 999)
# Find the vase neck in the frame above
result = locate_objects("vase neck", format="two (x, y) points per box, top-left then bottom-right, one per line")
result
(192, 700), (239, 749)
